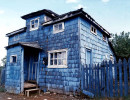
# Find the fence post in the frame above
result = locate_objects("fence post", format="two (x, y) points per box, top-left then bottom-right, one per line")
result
(89, 64), (91, 92)
(118, 59), (123, 97)
(102, 61), (105, 97)
(105, 61), (109, 97)
(109, 60), (113, 97)
(114, 60), (118, 97)
(123, 59), (128, 96)
(97, 64), (100, 96)
(95, 64), (97, 96)
(86, 65), (88, 90)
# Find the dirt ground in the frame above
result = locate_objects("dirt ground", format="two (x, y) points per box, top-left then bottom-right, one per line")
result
(0, 92), (80, 100)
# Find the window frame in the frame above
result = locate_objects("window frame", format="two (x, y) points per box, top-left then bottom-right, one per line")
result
(53, 22), (64, 34)
(90, 25), (97, 35)
(48, 49), (68, 68)
(30, 17), (39, 31)
(10, 55), (17, 63)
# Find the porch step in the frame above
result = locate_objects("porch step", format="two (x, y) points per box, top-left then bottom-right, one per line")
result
(24, 82), (37, 89)
(25, 88), (40, 97)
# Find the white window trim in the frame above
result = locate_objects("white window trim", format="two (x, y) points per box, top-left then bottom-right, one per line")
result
(53, 22), (64, 34)
(30, 17), (40, 31)
(90, 25), (97, 35)
(48, 49), (68, 68)
(10, 55), (17, 63)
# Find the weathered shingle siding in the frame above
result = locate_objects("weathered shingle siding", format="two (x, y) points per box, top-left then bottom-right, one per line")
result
(5, 46), (22, 94)
(38, 17), (81, 94)
(79, 17), (114, 64)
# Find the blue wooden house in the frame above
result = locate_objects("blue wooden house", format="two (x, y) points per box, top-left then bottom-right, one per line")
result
(5, 8), (115, 94)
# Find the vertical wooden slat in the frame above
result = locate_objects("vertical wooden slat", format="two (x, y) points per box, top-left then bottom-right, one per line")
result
(95, 64), (97, 96)
(114, 60), (118, 97)
(109, 60), (113, 97)
(118, 59), (123, 97)
(86, 65), (88, 90)
(123, 59), (128, 96)
(89, 64), (91, 92)
(91, 64), (94, 93)
(106, 61), (109, 97)
(128, 58), (130, 81)
(83, 65), (85, 90)
(102, 61), (105, 97)
(97, 64), (100, 96)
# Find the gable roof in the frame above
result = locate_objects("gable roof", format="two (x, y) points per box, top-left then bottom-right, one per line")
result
(21, 9), (59, 19)
(43, 8), (111, 37)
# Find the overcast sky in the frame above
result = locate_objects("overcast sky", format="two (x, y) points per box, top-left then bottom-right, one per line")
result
(0, 0), (130, 64)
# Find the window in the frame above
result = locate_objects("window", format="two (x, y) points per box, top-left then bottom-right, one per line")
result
(30, 18), (39, 31)
(10, 55), (17, 63)
(103, 34), (106, 41)
(48, 49), (67, 68)
(53, 22), (64, 33)
(14, 34), (19, 41)
(91, 25), (97, 35)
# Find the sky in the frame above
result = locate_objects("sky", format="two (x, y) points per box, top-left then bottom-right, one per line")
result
(0, 0), (130, 65)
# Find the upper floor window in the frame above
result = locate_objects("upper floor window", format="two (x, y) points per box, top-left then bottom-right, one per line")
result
(10, 55), (17, 63)
(103, 34), (106, 41)
(48, 49), (67, 68)
(53, 22), (64, 34)
(91, 25), (97, 35)
(30, 18), (39, 31)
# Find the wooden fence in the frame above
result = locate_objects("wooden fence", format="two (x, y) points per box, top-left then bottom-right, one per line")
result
(81, 58), (130, 97)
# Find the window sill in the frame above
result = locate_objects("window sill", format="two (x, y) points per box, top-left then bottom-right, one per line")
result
(30, 27), (39, 31)
(47, 65), (68, 68)
(53, 29), (64, 34)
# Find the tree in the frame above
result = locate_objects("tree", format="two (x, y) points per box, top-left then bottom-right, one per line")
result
(111, 31), (130, 57)
(0, 56), (6, 67)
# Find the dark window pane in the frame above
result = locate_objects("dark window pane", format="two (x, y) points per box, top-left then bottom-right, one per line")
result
(59, 24), (62, 30)
(54, 53), (57, 58)
(35, 19), (38, 23)
(50, 53), (53, 59)
(54, 59), (57, 65)
(50, 60), (53, 65)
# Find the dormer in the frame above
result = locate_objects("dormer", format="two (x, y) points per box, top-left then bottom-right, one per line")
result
(21, 9), (59, 31)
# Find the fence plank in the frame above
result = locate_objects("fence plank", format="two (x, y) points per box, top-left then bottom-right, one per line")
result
(105, 61), (109, 97)
(114, 60), (118, 97)
(97, 64), (100, 96)
(109, 60), (113, 97)
(123, 59), (128, 96)
(89, 64), (92, 92)
(95, 64), (97, 96)
(102, 61), (105, 97)
(118, 59), (123, 97)
(128, 58), (130, 81)
(86, 65), (88, 90)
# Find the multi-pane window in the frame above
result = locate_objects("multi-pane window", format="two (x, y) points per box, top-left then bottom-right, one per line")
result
(10, 55), (17, 63)
(53, 22), (64, 33)
(91, 25), (97, 34)
(30, 18), (39, 31)
(48, 49), (67, 68)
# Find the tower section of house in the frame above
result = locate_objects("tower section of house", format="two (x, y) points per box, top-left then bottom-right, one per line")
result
(5, 8), (115, 94)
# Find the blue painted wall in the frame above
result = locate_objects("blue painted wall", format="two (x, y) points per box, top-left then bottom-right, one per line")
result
(79, 17), (115, 65)
(5, 46), (23, 94)
(6, 12), (115, 94)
